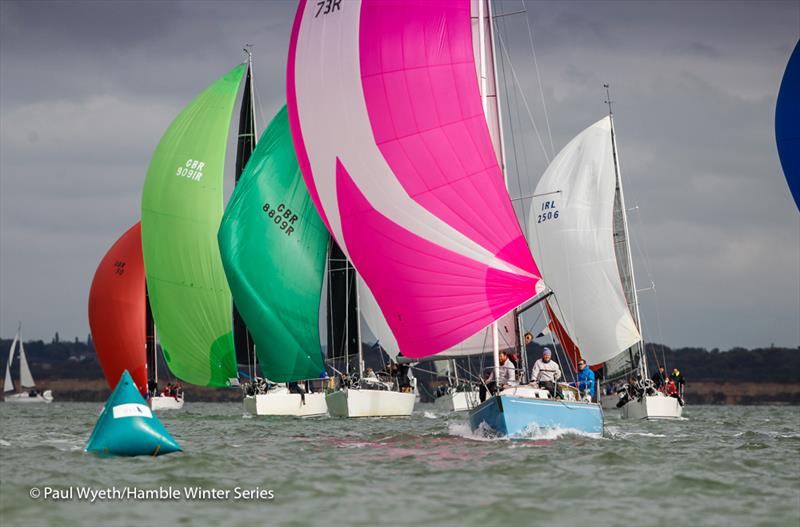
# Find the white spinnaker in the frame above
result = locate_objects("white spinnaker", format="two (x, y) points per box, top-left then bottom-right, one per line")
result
(527, 117), (641, 365)
(3, 333), (17, 392)
(18, 340), (35, 388)
(292, 0), (529, 279)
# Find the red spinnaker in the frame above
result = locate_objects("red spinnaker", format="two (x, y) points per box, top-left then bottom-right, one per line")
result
(88, 223), (147, 393)
(545, 300), (584, 372)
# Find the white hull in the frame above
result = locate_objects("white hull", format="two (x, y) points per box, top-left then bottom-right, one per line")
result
(243, 391), (328, 417)
(326, 389), (416, 417)
(433, 390), (480, 412)
(621, 394), (683, 420)
(4, 389), (53, 403)
(600, 392), (620, 410)
(149, 395), (184, 411)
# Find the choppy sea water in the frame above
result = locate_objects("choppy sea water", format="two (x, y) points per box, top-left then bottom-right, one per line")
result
(1, 403), (798, 527)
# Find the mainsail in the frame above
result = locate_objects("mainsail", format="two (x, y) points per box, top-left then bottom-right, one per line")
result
(232, 60), (257, 372)
(288, 0), (541, 358)
(218, 106), (329, 382)
(527, 117), (641, 366)
(141, 64), (245, 387)
(17, 340), (34, 388)
(88, 223), (148, 392)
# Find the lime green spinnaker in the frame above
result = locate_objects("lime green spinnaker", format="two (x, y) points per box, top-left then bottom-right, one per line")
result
(141, 64), (245, 387)
(218, 106), (328, 382)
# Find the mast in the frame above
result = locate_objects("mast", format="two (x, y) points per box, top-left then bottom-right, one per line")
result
(355, 267), (364, 378)
(478, 0), (499, 383)
(605, 83), (646, 379)
(482, 0), (511, 383)
(233, 47), (258, 380)
(145, 285), (156, 390)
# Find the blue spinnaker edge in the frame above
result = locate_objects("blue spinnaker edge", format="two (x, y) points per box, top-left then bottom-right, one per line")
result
(776, 39), (800, 211)
(85, 370), (182, 457)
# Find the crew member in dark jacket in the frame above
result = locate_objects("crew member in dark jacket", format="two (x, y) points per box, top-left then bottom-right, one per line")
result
(651, 366), (667, 389)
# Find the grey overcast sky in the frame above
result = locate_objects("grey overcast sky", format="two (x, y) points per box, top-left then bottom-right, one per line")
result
(0, 0), (798, 350)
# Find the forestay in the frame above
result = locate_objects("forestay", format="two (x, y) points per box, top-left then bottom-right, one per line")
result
(527, 117), (641, 365)
(288, 0), (541, 358)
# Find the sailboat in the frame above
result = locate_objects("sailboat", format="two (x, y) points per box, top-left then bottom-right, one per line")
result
(4, 326), (53, 403)
(88, 222), (184, 410)
(286, 0), (598, 433)
(526, 91), (682, 421)
(140, 62), (249, 391)
(218, 103), (331, 417)
(322, 272), (417, 418)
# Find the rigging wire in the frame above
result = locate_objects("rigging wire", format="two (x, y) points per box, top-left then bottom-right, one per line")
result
(495, 29), (551, 165)
(521, 0), (556, 159)
(495, 9), (531, 236)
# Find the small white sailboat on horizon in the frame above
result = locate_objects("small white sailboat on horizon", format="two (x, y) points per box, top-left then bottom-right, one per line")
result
(4, 326), (53, 404)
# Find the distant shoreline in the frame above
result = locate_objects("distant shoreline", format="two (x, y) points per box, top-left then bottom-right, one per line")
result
(7, 378), (799, 405)
(4, 338), (799, 404)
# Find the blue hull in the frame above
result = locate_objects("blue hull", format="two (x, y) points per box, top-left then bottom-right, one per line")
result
(469, 395), (604, 437)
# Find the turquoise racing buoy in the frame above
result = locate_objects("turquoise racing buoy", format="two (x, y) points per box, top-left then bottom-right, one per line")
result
(85, 370), (182, 456)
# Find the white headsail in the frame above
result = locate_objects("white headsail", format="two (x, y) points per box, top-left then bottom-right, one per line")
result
(527, 117), (641, 365)
(3, 333), (17, 392)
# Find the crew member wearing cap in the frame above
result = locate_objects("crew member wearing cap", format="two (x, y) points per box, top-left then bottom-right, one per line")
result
(530, 348), (563, 398)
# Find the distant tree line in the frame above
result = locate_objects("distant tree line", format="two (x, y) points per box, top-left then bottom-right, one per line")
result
(1, 337), (797, 385)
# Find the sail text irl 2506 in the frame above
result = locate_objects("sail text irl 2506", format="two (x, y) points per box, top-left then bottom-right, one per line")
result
(141, 65), (246, 387)
(527, 114), (682, 420)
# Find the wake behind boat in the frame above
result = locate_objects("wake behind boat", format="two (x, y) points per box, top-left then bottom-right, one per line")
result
(3, 326), (53, 404)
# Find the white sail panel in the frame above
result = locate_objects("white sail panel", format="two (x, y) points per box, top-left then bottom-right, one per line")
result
(358, 275), (516, 361)
(527, 117), (641, 365)
(4, 334), (16, 392)
(434, 360), (451, 376)
(357, 276), (400, 360)
(433, 311), (517, 358)
(18, 341), (35, 388)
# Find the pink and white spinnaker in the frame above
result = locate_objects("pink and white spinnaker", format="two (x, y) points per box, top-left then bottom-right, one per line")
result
(287, 0), (542, 358)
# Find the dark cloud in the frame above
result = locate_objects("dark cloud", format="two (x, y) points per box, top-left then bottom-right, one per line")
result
(1, 0), (798, 350)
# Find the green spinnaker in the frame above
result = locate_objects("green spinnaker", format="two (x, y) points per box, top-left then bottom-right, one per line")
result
(141, 64), (245, 387)
(218, 106), (329, 382)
